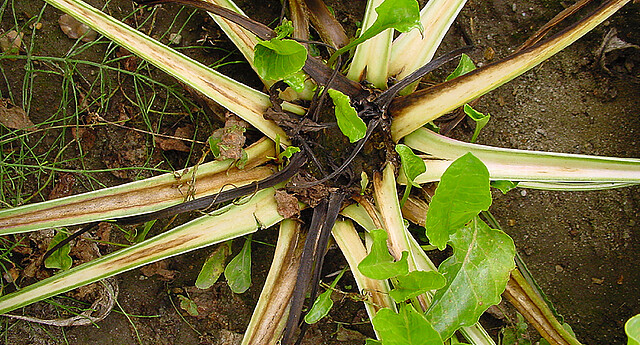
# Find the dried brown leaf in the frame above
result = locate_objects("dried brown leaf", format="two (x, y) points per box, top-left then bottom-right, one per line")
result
(274, 190), (300, 219)
(59, 14), (98, 42)
(0, 99), (35, 131)
(0, 30), (23, 54)
(48, 173), (77, 200)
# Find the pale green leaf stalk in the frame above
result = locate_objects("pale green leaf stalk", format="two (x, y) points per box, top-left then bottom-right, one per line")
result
(203, 0), (260, 72)
(242, 220), (302, 345)
(0, 139), (276, 235)
(331, 220), (396, 334)
(44, 0), (303, 144)
(388, 0), (467, 91)
(390, 0), (632, 140)
(347, 0), (394, 88)
(404, 128), (640, 187)
(0, 188), (284, 315)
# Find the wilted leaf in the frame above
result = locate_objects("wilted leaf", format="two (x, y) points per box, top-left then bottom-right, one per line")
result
(426, 217), (515, 339)
(48, 173), (77, 200)
(140, 260), (177, 281)
(0, 99), (34, 131)
(177, 295), (199, 316)
(0, 30), (23, 54)
(209, 114), (248, 160)
(155, 125), (194, 152)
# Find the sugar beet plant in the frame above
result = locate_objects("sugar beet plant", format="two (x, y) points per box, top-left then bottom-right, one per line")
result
(1, 0), (639, 344)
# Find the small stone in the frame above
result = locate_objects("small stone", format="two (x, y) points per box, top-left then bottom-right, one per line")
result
(507, 219), (516, 226)
(520, 190), (527, 197)
(591, 277), (604, 285)
(555, 265), (564, 273)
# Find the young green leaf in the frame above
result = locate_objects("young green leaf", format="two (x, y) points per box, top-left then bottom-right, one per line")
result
(463, 104), (490, 143)
(491, 180), (519, 194)
(208, 136), (222, 158)
(283, 70), (307, 92)
(627, 314), (640, 345)
(445, 53), (476, 81)
(254, 38), (307, 81)
(177, 295), (199, 317)
(196, 241), (232, 289)
(425, 152), (491, 250)
(358, 229), (409, 280)
(304, 289), (333, 324)
(426, 217), (515, 340)
(360, 171), (369, 195)
(224, 237), (252, 294)
(328, 89), (367, 143)
(329, 0), (422, 64)
(389, 270), (446, 302)
(279, 146), (301, 160)
(304, 267), (348, 324)
(274, 19), (294, 39)
(372, 304), (444, 345)
(365, 340), (383, 345)
(395, 144), (426, 187)
(44, 231), (73, 270)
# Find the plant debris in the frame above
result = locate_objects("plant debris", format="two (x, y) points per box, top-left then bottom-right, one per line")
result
(59, 14), (98, 42)
(0, 30), (22, 54)
(0, 99), (34, 131)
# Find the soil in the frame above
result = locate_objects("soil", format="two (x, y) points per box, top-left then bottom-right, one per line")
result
(1, 0), (639, 344)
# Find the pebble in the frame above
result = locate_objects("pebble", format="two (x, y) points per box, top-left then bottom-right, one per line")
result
(520, 190), (527, 197)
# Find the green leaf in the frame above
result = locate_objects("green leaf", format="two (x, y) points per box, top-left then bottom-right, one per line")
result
(224, 237), (252, 293)
(208, 136), (222, 158)
(372, 304), (444, 345)
(329, 0), (422, 64)
(445, 54), (476, 81)
(627, 314), (640, 345)
(491, 180), (519, 194)
(395, 144), (426, 187)
(44, 231), (73, 271)
(365, 340), (383, 345)
(177, 295), (199, 316)
(279, 146), (301, 160)
(328, 89), (367, 143)
(463, 104), (490, 143)
(358, 229), (409, 280)
(283, 70), (307, 92)
(425, 152), (491, 250)
(372, 0), (423, 33)
(360, 171), (369, 195)
(304, 289), (333, 324)
(254, 38), (307, 81)
(196, 241), (232, 289)
(389, 270), (446, 302)
(304, 266), (346, 324)
(426, 217), (515, 339)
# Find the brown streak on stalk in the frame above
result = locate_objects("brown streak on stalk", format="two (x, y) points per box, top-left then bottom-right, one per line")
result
(0, 166), (272, 231)
(304, 0), (348, 48)
(245, 230), (305, 345)
(289, 0), (310, 41)
(504, 270), (581, 345)
(99, 233), (204, 271)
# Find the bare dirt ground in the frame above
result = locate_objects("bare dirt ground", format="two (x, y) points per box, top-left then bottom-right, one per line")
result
(0, 0), (638, 344)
